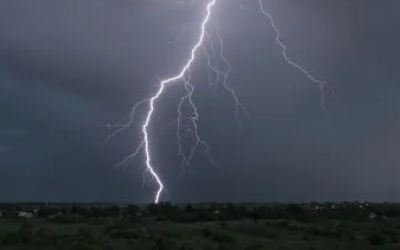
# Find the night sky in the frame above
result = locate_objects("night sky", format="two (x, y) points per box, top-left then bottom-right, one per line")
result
(1, 0), (399, 203)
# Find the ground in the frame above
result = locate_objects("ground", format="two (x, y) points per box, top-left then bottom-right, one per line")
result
(0, 213), (399, 250)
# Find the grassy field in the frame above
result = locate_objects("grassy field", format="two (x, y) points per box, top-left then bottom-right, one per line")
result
(0, 215), (400, 250)
(1, 202), (399, 249)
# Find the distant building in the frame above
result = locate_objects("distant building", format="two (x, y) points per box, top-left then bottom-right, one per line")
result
(18, 211), (34, 219)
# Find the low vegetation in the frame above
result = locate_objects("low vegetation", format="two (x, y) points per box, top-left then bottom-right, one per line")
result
(0, 202), (400, 249)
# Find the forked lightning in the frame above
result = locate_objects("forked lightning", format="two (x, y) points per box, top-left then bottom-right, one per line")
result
(108, 0), (331, 204)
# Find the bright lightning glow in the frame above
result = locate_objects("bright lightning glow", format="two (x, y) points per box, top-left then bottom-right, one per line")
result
(259, 0), (334, 112)
(142, 0), (216, 204)
(107, 0), (331, 204)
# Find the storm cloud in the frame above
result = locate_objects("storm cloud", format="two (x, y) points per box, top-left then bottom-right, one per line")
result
(0, 0), (399, 203)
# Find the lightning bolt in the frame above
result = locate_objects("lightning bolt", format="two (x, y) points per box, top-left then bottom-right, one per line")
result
(177, 73), (219, 170)
(140, 0), (217, 203)
(174, 27), (247, 170)
(107, 0), (331, 204)
(259, 0), (334, 113)
(202, 30), (248, 129)
(106, 0), (236, 203)
(216, 32), (249, 128)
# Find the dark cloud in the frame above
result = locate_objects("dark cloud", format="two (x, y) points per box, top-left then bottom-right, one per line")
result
(0, 0), (399, 202)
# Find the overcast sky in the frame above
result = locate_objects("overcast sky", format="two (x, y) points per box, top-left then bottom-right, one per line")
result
(0, 0), (399, 203)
